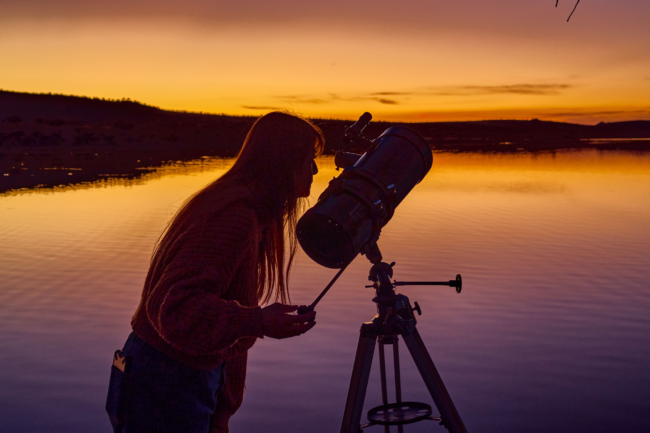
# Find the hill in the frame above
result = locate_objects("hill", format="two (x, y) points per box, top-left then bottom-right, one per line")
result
(2, 90), (649, 193)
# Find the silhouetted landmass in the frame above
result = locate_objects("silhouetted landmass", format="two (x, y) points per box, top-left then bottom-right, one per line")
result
(2, 90), (649, 193)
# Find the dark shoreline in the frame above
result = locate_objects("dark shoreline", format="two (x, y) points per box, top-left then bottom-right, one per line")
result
(2, 90), (650, 194)
(3, 145), (648, 196)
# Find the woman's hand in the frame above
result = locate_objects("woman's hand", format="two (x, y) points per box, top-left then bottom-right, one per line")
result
(261, 303), (316, 339)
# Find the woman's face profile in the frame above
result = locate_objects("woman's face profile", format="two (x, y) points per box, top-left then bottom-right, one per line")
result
(295, 156), (318, 198)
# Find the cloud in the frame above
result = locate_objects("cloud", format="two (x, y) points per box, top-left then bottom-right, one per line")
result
(257, 83), (573, 112)
(546, 108), (650, 117)
(274, 93), (400, 105)
(241, 105), (282, 110)
(265, 84), (570, 110)
(426, 84), (572, 96)
(370, 92), (411, 96)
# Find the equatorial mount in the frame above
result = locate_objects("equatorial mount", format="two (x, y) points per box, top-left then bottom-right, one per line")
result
(296, 246), (467, 432)
(340, 255), (467, 433)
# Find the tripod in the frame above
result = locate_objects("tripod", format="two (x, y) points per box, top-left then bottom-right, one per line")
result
(340, 260), (467, 433)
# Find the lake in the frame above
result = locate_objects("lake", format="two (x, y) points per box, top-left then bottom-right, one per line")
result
(1, 150), (649, 433)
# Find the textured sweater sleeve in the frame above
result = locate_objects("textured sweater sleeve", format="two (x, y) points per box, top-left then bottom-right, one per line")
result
(145, 205), (263, 357)
(211, 352), (248, 432)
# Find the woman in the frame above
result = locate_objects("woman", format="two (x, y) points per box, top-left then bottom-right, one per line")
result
(106, 112), (324, 433)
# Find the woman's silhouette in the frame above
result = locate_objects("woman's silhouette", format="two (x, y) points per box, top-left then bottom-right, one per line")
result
(106, 112), (324, 433)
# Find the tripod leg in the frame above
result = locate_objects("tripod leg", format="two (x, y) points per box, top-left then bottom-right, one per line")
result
(377, 339), (390, 433)
(401, 327), (468, 433)
(341, 325), (377, 433)
(392, 338), (403, 433)
(392, 337), (402, 404)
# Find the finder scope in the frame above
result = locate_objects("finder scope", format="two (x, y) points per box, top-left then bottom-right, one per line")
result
(297, 113), (433, 268)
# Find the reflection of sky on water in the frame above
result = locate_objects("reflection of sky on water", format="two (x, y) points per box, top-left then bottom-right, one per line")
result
(0, 150), (649, 432)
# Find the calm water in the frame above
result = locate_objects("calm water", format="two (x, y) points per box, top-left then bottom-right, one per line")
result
(1, 151), (649, 433)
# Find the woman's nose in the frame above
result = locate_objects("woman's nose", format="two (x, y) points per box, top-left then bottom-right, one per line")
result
(311, 160), (318, 175)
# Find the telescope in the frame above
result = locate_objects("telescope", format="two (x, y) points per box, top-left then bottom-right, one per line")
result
(296, 113), (468, 433)
(297, 112), (433, 268)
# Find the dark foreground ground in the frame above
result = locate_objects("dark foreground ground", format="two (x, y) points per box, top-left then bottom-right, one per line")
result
(2, 90), (650, 193)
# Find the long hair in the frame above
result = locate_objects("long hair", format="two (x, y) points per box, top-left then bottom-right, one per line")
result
(152, 112), (325, 305)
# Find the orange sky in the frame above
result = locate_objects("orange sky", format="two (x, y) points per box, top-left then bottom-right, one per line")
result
(1, 0), (649, 123)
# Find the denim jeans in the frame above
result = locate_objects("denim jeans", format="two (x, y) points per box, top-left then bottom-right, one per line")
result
(106, 333), (224, 433)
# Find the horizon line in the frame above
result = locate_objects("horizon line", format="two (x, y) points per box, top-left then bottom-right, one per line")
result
(2, 88), (649, 126)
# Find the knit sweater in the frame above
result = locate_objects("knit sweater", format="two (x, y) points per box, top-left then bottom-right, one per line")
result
(131, 185), (264, 432)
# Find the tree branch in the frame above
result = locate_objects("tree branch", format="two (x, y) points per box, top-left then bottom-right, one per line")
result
(567, 0), (580, 21)
(556, 1), (581, 21)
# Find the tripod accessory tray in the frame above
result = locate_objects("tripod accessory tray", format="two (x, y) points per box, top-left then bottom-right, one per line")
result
(367, 401), (433, 425)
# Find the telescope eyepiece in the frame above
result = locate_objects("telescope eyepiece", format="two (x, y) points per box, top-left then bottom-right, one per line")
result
(343, 112), (372, 144)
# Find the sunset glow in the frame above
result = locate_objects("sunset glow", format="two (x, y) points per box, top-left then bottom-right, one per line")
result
(2, 0), (650, 123)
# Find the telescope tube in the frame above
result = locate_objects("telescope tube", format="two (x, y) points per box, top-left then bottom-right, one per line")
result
(297, 127), (433, 268)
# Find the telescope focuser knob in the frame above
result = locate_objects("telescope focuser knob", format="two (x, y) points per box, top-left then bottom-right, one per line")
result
(412, 302), (422, 316)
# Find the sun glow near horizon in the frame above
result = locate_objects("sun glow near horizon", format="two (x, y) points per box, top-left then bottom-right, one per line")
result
(1, 0), (650, 124)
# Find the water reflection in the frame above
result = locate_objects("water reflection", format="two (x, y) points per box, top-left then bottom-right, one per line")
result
(0, 150), (649, 433)
(1, 156), (236, 197)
